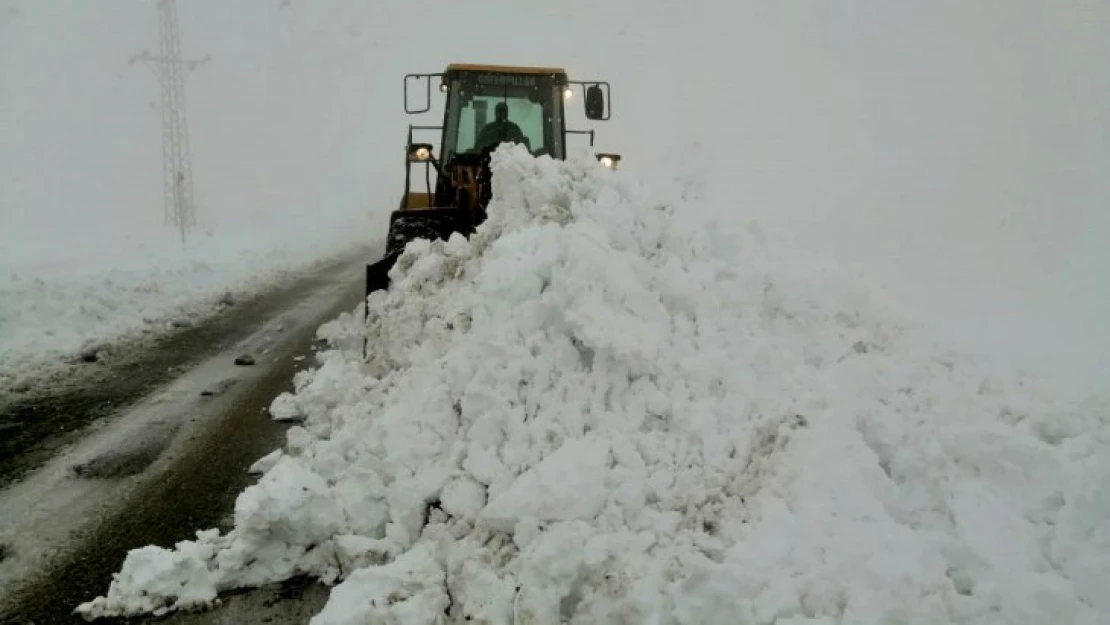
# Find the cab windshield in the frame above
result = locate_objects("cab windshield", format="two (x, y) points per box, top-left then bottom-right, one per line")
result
(442, 73), (564, 161)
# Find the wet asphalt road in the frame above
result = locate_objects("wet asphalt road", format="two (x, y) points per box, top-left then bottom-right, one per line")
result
(0, 254), (366, 489)
(0, 254), (367, 624)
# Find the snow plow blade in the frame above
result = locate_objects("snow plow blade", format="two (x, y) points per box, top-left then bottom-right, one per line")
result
(365, 253), (398, 298)
(362, 252), (398, 358)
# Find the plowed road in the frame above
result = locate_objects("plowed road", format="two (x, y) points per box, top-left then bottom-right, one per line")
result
(0, 251), (370, 624)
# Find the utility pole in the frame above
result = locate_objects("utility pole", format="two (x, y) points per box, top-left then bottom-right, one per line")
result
(131, 0), (209, 245)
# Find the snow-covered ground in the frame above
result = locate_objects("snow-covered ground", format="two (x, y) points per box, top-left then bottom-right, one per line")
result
(5, 0), (1109, 621)
(0, 1), (391, 391)
(77, 147), (1110, 624)
(0, 223), (368, 392)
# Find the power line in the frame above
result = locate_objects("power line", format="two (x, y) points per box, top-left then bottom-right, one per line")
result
(131, 0), (209, 245)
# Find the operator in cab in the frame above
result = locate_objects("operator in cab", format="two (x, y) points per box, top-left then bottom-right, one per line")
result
(476, 101), (530, 152)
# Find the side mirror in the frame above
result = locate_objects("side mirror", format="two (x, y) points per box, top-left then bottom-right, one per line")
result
(585, 83), (608, 120)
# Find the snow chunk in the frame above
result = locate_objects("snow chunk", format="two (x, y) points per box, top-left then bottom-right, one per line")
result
(248, 449), (283, 474)
(439, 475), (487, 522)
(309, 542), (448, 625)
(76, 531), (222, 619)
(481, 435), (610, 532)
(268, 392), (303, 421)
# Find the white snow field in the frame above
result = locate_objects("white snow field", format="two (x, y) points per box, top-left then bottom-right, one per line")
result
(77, 146), (1110, 624)
(0, 1), (388, 391)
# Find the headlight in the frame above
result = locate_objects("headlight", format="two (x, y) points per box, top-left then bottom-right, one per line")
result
(408, 143), (435, 162)
(563, 86), (574, 99)
(596, 153), (622, 170)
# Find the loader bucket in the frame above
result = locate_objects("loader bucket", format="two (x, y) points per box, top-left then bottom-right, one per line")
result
(365, 253), (398, 299)
(362, 203), (475, 359)
(363, 252), (399, 359)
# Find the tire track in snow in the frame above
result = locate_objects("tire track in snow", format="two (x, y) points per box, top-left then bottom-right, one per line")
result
(0, 255), (368, 624)
(0, 251), (368, 488)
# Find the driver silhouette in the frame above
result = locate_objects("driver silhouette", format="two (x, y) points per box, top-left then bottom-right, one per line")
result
(476, 102), (528, 151)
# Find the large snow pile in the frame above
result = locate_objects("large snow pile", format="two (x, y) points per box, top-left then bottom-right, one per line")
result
(77, 146), (1109, 624)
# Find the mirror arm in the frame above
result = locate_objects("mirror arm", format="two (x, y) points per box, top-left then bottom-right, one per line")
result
(403, 72), (445, 114)
(566, 129), (596, 147)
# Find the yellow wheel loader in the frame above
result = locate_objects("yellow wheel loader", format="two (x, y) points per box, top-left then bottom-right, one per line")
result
(364, 63), (620, 302)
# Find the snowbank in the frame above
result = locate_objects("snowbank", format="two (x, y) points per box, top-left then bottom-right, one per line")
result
(0, 220), (366, 393)
(77, 146), (1110, 624)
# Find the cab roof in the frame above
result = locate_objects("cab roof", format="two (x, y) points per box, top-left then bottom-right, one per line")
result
(445, 63), (567, 76)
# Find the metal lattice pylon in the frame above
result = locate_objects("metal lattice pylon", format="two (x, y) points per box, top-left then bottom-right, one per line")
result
(131, 0), (209, 244)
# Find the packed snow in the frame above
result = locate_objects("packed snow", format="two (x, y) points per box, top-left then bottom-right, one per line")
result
(77, 147), (1110, 624)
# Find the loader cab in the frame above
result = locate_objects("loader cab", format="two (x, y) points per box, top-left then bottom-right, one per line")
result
(439, 65), (569, 162)
(365, 63), (619, 351)
(400, 64), (614, 229)
(403, 64), (613, 169)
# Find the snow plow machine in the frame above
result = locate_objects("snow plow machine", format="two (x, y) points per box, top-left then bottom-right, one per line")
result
(364, 63), (620, 302)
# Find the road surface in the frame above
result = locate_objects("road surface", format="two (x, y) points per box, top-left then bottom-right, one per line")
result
(0, 250), (370, 624)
